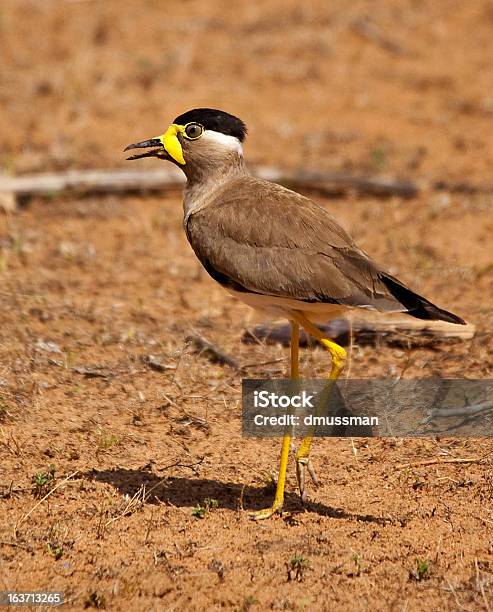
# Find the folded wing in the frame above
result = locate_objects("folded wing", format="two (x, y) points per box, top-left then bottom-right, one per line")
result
(186, 177), (464, 324)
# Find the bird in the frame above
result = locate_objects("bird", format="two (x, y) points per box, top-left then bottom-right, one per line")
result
(125, 108), (465, 520)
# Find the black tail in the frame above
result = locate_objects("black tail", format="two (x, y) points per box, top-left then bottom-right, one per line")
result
(380, 274), (466, 325)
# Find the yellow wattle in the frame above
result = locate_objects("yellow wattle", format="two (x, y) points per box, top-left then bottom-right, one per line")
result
(160, 124), (186, 165)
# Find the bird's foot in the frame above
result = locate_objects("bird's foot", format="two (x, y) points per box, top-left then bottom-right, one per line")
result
(296, 457), (319, 504)
(248, 501), (283, 521)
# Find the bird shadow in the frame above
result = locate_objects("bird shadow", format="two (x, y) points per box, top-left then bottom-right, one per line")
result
(84, 466), (392, 525)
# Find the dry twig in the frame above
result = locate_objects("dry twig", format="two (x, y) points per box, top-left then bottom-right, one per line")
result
(186, 334), (241, 370)
(13, 470), (79, 536)
(0, 167), (420, 202)
(243, 317), (475, 348)
(396, 457), (487, 470)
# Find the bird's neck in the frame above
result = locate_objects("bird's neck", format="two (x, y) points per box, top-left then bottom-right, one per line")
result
(182, 153), (248, 220)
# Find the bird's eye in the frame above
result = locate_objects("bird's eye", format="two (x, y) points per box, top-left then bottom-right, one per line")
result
(184, 123), (203, 139)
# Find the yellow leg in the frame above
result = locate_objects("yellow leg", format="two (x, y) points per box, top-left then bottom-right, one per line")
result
(249, 321), (299, 520)
(290, 320), (299, 380)
(290, 311), (347, 502)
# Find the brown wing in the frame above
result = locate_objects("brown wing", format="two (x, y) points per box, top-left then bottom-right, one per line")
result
(186, 176), (464, 323)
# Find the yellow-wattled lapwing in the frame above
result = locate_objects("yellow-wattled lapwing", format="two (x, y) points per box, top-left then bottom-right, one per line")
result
(125, 108), (465, 520)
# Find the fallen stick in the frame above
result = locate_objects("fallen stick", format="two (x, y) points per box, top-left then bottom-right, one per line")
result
(0, 168), (184, 199)
(351, 17), (406, 55)
(185, 317), (474, 372)
(0, 540), (34, 552)
(396, 457), (487, 470)
(434, 180), (493, 195)
(241, 357), (286, 369)
(186, 334), (241, 370)
(428, 400), (493, 419)
(158, 456), (205, 474)
(243, 317), (475, 348)
(255, 167), (419, 198)
(0, 167), (420, 202)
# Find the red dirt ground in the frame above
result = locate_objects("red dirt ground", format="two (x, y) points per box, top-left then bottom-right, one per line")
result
(1, 1), (493, 610)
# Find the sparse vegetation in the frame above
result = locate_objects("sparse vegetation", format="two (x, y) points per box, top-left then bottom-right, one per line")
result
(287, 553), (311, 582)
(349, 552), (362, 577)
(31, 465), (56, 498)
(192, 498), (219, 518)
(47, 542), (64, 560)
(241, 595), (259, 611)
(411, 558), (432, 581)
(369, 145), (389, 172)
(83, 592), (106, 609)
(191, 506), (206, 518)
(96, 429), (120, 451)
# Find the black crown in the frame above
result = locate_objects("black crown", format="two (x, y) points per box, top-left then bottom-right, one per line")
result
(173, 108), (247, 142)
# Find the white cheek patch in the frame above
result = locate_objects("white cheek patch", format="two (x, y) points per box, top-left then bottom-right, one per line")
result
(201, 130), (243, 155)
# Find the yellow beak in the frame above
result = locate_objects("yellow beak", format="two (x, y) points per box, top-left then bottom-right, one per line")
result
(124, 123), (186, 165)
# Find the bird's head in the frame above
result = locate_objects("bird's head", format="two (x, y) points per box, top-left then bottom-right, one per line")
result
(124, 108), (247, 175)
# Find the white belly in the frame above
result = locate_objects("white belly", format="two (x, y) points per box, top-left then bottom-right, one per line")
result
(227, 289), (353, 322)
